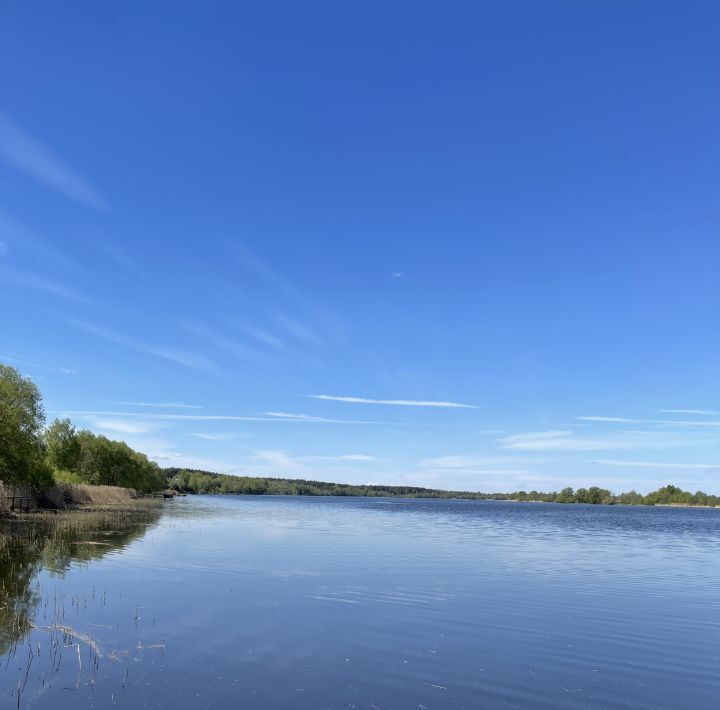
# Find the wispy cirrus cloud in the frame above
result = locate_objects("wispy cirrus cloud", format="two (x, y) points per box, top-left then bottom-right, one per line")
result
(419, 455), (531, 478)
(58, 316), (222, 375)
(1, 268), (87, 302)
(299, 453), (377, 462)
(576, 416), (720, 428)
(307, 394), (479, 409)
(275, 315), (320, 344)
(147, 449), (241, 474)
(0, 113), (106, 210)
(86, 233), (141, 275)
(181, 321), (267, 364)
(502, 439), (610, 452)
(497, 428), (711, 452)
(231, 244), (314, 314)
(500, 428), (717, 452)
(0, 353), (78, 375)
(55, 410), (278, 423)
(501, 430), (572, 442)
(237, 324), (285, 350)
(591, 459), (720, 471)
(576, 416), (646, 423)
(659, 409), (719, 416)
(250, 449), (307, 473)
(230, 243), (347, 346)
(246, 450), (378, 478)
(0, 211), (83, 273)
(499, 430), (614, 451)
(114, 401), (203, 409)
(90, 418), (160, 435)
(265, 411), (332, 421)
(422, 455), (534, 467)
(190, 432), (244, 441)
(54, 409), (378, 425)
(264, 411), (382, 424)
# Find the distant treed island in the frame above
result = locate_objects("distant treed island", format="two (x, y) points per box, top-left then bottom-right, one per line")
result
(1, 363), (718, 508)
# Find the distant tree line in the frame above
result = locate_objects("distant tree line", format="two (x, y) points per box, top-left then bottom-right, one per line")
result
(164, 468), (720, 507)
(3, 363), (717, 506)
(165, 468), (455, 497)
(0, 364), (164, 493)
(508, 485), (720, 506)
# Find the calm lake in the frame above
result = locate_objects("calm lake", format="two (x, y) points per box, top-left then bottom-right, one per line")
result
(1, 496), (719, 709)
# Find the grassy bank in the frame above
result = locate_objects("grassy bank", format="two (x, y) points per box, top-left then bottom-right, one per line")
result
(0, 482), (164, 517)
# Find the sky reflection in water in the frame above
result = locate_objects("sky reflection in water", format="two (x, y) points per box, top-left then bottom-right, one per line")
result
(1, 496), (718, 709)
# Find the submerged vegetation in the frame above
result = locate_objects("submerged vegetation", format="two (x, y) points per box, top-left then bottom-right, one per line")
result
(1, 363), (165, 497)
(165, 469), (720, 507)
(0, 505), (163, 702)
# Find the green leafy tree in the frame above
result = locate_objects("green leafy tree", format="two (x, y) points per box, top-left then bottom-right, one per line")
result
(585, 486), (612, 504)
(45, 418), (81, 472)
(556, 487), (576, 503)
(0, 364), (53, 486)
(616, 489), (644, 505)
(70, 431), (163, 493)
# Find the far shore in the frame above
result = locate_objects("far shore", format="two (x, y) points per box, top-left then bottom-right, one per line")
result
(5, 482), (720, 520)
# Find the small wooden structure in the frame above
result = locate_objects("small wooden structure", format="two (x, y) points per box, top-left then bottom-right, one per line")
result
(2, 485), (34, 512)
(8, 493), (30, 512)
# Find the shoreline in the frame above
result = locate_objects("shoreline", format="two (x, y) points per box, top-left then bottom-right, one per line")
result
(172, 491), (720, 508)
(1, 483), (164, 519)
(1, 498), (163, 521)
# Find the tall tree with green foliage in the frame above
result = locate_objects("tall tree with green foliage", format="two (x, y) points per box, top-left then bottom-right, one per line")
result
(47, 427), (164, 494)
(45, 418), (82, 473)
(2, 363), (164, 493)
(0, 364), (53, 486)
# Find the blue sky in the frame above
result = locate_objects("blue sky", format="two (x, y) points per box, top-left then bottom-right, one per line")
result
(1, 1), (718, 493)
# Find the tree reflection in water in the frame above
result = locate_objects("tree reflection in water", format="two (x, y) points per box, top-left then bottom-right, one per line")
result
(0, 507), (162, 659)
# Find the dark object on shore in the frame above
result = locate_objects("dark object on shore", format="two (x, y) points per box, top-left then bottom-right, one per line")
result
(8, 494), (30, 512)
(163, 492), (174, 499)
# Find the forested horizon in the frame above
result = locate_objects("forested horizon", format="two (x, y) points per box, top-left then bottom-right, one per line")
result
(3, 361), (718, 508)
(164, 468), (720, 507)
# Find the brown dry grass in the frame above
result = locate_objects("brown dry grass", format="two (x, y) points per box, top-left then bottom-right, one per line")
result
(41, 483), (140, 508)
(2, 483), (162, 518)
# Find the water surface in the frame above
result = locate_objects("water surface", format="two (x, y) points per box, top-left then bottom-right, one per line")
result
(1, 496), (718, 709)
